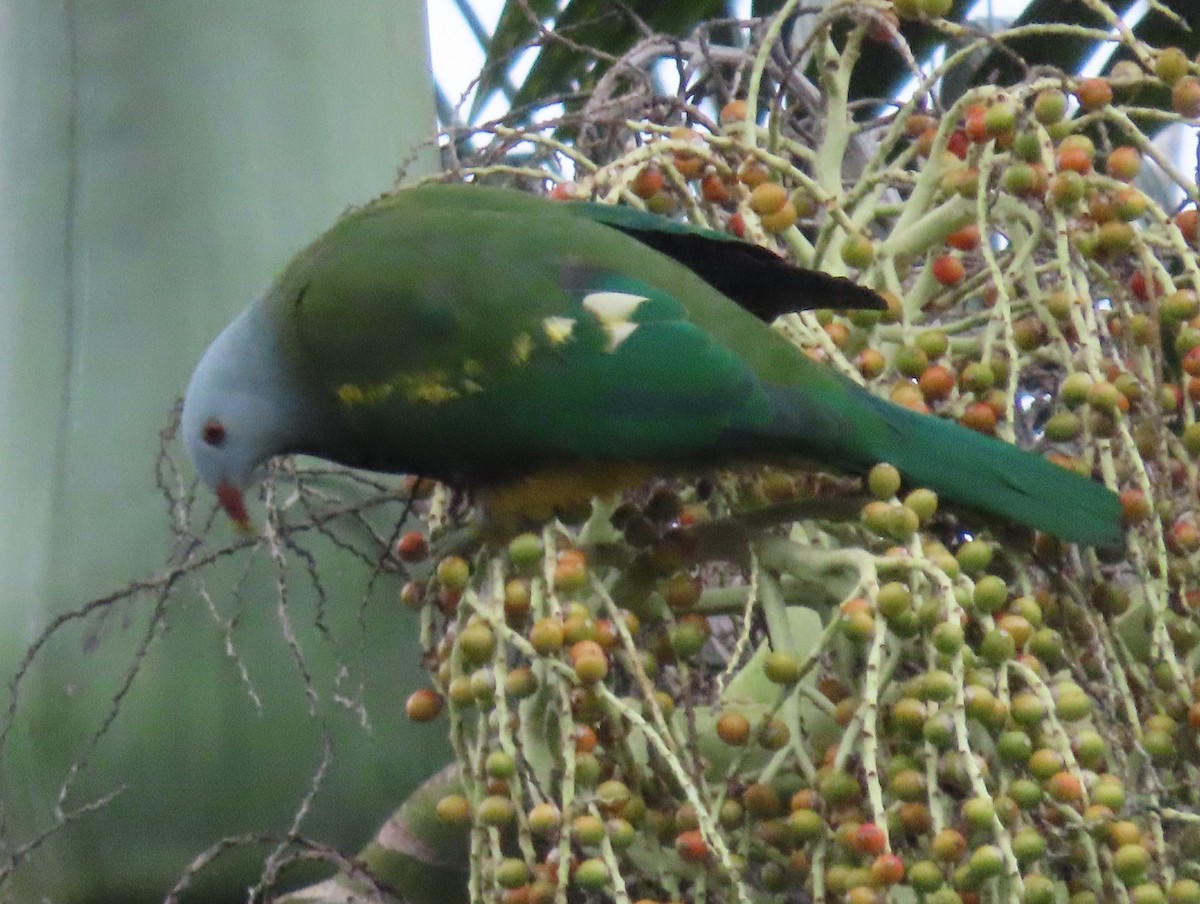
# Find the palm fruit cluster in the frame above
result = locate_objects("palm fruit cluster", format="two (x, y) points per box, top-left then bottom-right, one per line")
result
(393, 2), (1200, 903)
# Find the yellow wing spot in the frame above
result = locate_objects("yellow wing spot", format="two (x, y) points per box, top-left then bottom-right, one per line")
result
(512, 332), (534, 365)
(582, 291), (648, 324)
(604, 322), (639, 352)
(401, 371), (459, 405)
(542, 316), (576, 345)
(337, 383), (366, 405)
(339, 370), (461, 407)
(363, 383), (395, 403)
(462, 359), (483, 376)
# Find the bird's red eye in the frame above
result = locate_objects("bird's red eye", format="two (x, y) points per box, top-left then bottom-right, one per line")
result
(202, 419), (227, 447)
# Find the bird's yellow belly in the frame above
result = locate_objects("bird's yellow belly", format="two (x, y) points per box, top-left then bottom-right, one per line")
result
(480, 461), (656, 523)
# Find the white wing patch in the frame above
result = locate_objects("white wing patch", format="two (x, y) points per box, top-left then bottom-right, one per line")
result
(542, 315), (576, 345)
(582, 291), (649, 353)
(604, 322), (639, 352)
(582, 291), (648, 324)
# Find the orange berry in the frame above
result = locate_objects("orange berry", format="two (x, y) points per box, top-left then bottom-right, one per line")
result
(870, 853), (906, 886)
(915, 127), (937, 157)
(405, 688), (444, 722)
(960, 402), (997, 434)
(964, 106), (989, 143)
(1046, 770), (1084, 802)
(1118, 488), (1149, 524)
(857, 348), (886, 379)
(700, 172), (731, 205)
(1075, 77), (1113, 111)
(946, 223), (981, 250)
(716, 710), (752, 746)
(918, 364), (956, 401)
(1172, 76), (1200, 118)
(1055, 145), (1093, 174)
(737, 159), (771, 188)
(631, 166), (665, 199)
(1176, 208), (1199, 244)
(574, 725), (598, 752)
(761, 201), (798, 233)
(720, 98), (748, 125)
(905, 113), (936, 139)
(749, 181), (788, 215)
(1106, 146), (1141, 181)
(931, 253), (966, 286)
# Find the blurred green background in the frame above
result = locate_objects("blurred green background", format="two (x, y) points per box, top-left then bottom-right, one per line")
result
(0, 4), (445, 901)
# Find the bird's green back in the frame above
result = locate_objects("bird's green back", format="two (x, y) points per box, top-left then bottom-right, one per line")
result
(267, 184), (857, 482)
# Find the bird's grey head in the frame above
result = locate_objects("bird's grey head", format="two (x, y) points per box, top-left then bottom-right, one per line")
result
(181, 302), (306, 530)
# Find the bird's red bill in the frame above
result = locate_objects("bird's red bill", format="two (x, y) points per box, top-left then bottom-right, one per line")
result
(216, 481), (254, 534)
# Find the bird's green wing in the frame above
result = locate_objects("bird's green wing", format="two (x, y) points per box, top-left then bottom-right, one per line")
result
(270, 184), (1122, 547)
(369, 183), (887, 320)
(274, 191), (785, 484)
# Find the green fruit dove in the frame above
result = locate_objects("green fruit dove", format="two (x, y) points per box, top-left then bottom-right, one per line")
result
(181, 183), (1123, 547)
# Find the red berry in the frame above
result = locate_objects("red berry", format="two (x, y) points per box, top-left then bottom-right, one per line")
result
(932, 254), (966, 286)
(851, 822), (887, 855)
(675, 829), (708, 862)
(946, 129), (969, 159)
(1130, 270), (1162, 301)
(395, 530), (430, 562)
(946, 223), (981, 251)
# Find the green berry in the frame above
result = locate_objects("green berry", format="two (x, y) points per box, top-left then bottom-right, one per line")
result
(869, 463), (903, 500)
(1034, 88), (1068, 124)
(764, 650), (801, 684)
(979, 627), (1016, 665)
(477, 795), (515, 827)
(1169, 879), (1200, 904)
(508, 532), (543, 568)
(973, 575), (1009, 613)
(877, 581), (913, 619)
(1024, 874), (1057, 904)
(1114, 843), (1150, 885)
(997, 730), (1034, 763)
(458, 622), (496, 664)
(572, 858), (609, 890)
(956, 539), (993, 575)
(968, 843), (1004, 879)
(495, 858), (529, 889)
(485, 750), (516, 779)
(932, 620), (965, 655)
(436, 555), (471, 591)
(1012, 826), (1046, 865)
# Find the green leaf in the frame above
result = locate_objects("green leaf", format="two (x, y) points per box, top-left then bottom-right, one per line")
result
(477, 0), (729, 123)
(471, 0), (559, 121)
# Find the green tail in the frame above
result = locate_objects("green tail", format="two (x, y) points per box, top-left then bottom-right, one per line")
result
(755, 380), (1123, 547)
(849, 394), (1123, 547)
